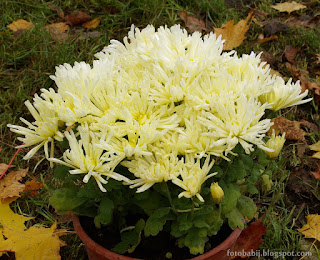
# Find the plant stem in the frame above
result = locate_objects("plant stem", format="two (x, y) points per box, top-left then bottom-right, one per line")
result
(191, 198), (195, 219)
(164, 182), (178, 215)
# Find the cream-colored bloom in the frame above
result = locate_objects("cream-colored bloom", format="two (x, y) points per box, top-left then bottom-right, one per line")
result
(264, 130), (286, 158)
(171, 155), (216, 202)
(7, 97), (63, 160)
(259, 77), (312, 111)
(121, 151), (182, 193)
(199, 94), (273, 155)
(49, 124), (129, 192)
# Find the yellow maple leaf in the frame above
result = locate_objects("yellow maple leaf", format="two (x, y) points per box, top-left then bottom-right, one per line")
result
(309, 141), (320, 159)
(0, 168), (28, 199)
(214, 12), (253, 50)
(271, 1), (306, 13)
(299, 214), (320, 241)
(0, 198), (66, 260)
(7, 19), (34, 32)
(82, 18), (100, 29)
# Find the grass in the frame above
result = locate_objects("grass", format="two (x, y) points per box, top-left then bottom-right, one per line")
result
(1, 0), (320, 259)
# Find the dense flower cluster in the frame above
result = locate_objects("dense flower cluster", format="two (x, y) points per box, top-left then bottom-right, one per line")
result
(8, 25), (311, 201)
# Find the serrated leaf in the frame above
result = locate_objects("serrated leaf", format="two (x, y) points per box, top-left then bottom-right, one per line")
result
(7, 19), (33, 31)
(226, 208), (244, 230)
(220, 182), (241, 214)
(298, 214), (320, 241)
(237, 196), (257, 220)
(0, 168), (28, 199)
(184, 228), (208, 255)
(94, 198), (114, 227)
(271, 1), (306, 13)
(177, 213), (193, 231)
(78, 178), (102, 199)
(247, 184), (259, 195)
(112, 219), (145, 254)
(193, 218), (210, 228)
(49, 188), (87, 213)
(226, 160), (247, 181)
(144, 207), (171, 237)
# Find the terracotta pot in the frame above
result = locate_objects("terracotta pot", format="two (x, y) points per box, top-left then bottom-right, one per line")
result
(73, 214), (242, 260)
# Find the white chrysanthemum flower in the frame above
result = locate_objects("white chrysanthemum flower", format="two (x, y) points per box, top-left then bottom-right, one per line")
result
(199, 94), (273, 155)
(171, 155), (216, 202)
(259, 77), (313, 111)
(264, 130), (286, 158)
(7, 96), (63, 161)
(49, 124), (129, 192)
(121, 151), (182, 193)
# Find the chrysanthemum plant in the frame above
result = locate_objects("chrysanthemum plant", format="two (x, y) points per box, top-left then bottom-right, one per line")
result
(8, 25), (311, 255)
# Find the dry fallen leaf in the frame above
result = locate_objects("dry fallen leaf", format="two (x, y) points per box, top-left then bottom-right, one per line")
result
(286, 14), (320, 28)
(285, 45), (300, 64)
(299, 214), (320, 241)
(65, 11), (90, 26)
(271, 1), (306, 13)
(49, 5), (65, 19)
(44, 22), (69, 43)
(179, 11), (207, 33)
(214, 12), (254, 50)
(76, 31), (103, 41)
(0, 198), (66, 260)
(259, 19), (289, 36)
(256, 34), (278, 44)
(23, 179), (44, 196)
(232, 218), (267, 259)
(82, 18), (100, 29)
(7, 19), (34, 32)
(269, 117), (317, 141)
(0, 168), (28, 199)
(314, 54), (320, 65)
(311, 164), (320, 180)
(258, 51), (275, 65)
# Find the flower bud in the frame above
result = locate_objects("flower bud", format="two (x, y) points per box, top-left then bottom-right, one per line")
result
(210, 182), (224, 203)
(264, 129), (286, 158)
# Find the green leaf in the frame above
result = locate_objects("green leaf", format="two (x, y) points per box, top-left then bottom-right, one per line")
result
(220, 182), (241, 214)
(72, 200), (97, 217)
(226, 208), (244, 229)
(184, 228), (208, 255)
(77, 178), (103, 199)
(135, 192), (168, 215)
(177, 213), (193, 231)
(193, 218), (210, 228)
(226, 160), (247, 181)
(237, 196), (257, 220)
(112, 219), (145, 254)
(208, 218), (223, 236)
(247, 184), (259, 195)
(194, 205), (213, 216)
(54, 165), (69, 179)
(144, 207), (171, 237)
(239, 153), (254, 170)
(94, 198), (114, 228)
(49, 188), (88, 213)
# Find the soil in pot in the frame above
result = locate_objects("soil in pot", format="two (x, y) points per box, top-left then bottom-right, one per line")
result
(80, 216), (234, 260)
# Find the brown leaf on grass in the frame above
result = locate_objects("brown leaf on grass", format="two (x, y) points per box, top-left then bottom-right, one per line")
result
(214, 11), (254, 50)
(256, 34), (278, 44)
(82, 18), (100, 29)
(65, 11), (90, 26)
(7, 19), (34, 32)
(179, 11), (207, 33)
(269, 117), (318, 141)
(55, 211), (74, 224)
(23, 179), (43, 196)
(309, 141), (320, 159)
(0, 168), (28, 199)
(250, 8), (269, 20)
(44, 22), (69, 43)
(0, 163), (14, 174)
(232, 218), (267, 259)
(285, 45), (300, 64)
(298, 214), (320, 241)
(271, 1), (306, 13)
(49, 5), (65, 19)
(286, 62), (320, 95)
(311, 164), (320, 180)
(259, 19), (289, 36)
(258, 51), (275, 65)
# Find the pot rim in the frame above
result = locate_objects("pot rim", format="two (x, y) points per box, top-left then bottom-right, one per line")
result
(72, 213), (242, 260)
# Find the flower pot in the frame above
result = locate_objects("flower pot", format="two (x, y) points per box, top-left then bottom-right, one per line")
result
(73, 214), (242, 260)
